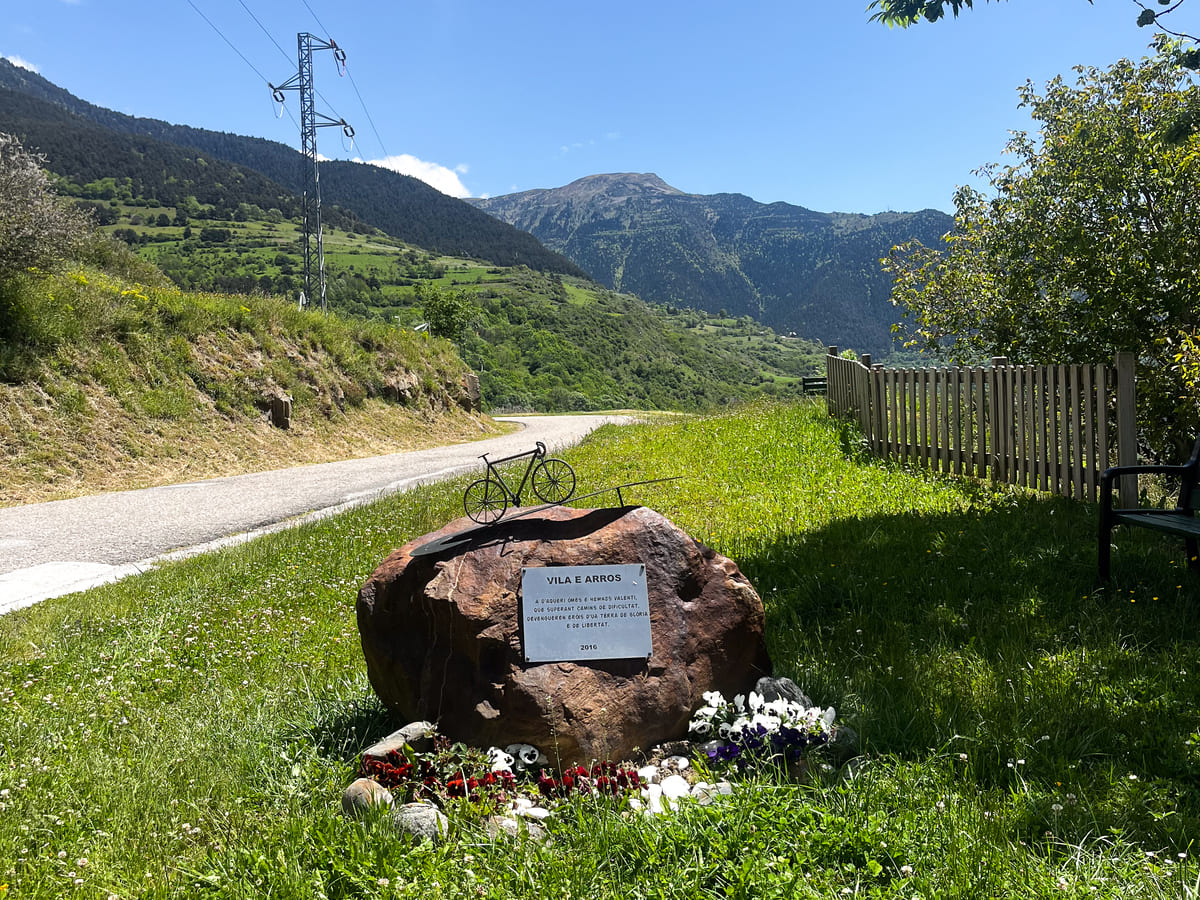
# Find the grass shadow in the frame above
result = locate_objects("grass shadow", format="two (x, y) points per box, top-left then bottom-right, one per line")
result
(738, 488), (1200, 844)
(302, 690), (400, 762)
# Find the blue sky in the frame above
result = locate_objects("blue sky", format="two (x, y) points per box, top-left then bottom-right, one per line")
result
(0, 0), (1176, 214)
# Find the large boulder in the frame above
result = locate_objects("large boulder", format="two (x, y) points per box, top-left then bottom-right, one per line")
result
(356, 506), (771, 765)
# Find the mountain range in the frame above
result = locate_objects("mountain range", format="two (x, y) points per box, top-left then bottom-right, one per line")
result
(473, 174), (952, 356)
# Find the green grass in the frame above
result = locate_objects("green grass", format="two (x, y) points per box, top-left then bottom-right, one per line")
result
(2, 402), (1200, 897)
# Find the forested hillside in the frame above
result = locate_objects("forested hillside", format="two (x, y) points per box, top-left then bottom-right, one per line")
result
(0, 59), (583, 275)
(473, 173), (954, 356)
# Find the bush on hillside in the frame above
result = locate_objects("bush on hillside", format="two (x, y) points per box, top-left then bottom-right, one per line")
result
(0, 132), (91, 283)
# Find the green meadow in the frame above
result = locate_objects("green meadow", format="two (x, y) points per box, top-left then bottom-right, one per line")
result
(2, 402), (1199, 898)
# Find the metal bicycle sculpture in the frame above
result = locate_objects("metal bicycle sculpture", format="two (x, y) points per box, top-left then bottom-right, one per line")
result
(463, 441), (577, 524)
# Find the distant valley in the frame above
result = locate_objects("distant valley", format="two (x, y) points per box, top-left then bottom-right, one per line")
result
(473, 174), (952, 357)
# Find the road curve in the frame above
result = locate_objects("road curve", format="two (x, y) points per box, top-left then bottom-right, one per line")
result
(0, 414), (631, 614)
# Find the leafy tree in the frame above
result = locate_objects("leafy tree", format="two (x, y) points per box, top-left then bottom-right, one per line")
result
(416, 283), (476, 342)
(0, 132), (89, 283)
(868, 0), (1199, 55)
(882, 46), (1200, 459)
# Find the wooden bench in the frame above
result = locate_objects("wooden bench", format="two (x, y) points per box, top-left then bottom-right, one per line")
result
(801, 376), (827, 396)
(1099, 436), (1200, 581)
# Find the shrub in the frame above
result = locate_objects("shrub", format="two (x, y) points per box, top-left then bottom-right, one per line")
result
(0, 132), (90, 283)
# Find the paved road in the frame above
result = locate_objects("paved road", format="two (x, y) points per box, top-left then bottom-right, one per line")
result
(0, 415), (630, 614)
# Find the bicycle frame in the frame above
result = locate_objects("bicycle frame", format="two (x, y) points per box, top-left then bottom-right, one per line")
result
(478, 441), (547, 506)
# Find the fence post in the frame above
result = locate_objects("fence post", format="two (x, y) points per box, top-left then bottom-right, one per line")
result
(860, 355), (873, 441)
(1115, 351), (1138, 508)
(826, 346), (838, 416)
(988, 357), (1008, 481)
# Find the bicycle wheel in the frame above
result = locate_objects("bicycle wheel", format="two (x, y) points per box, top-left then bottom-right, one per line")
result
(464, 477), (508, 524)
(531, 458), (576, 504)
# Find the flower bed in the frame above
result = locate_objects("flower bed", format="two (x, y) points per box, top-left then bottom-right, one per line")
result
(346, 681), (843, 841)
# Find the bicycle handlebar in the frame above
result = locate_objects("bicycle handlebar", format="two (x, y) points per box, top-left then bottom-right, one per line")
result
(481, 442), (549, 466)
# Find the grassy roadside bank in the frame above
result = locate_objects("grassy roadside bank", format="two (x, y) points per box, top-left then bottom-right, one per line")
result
(1, 401), (1198, 898)
(0, 267), (487, 507)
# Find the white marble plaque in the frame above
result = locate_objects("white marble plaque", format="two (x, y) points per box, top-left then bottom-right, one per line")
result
(521, 564), (651, 662)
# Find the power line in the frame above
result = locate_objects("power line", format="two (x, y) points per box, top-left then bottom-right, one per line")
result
(183, 0), (272, 85)
(236, 0), (294, 67)
(183, 0), (301, 132)
(298, 0), (333, 39)
(345, 65), (388, 159)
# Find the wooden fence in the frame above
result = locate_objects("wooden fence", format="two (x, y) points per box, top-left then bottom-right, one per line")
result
(825, 348), (1138, 505)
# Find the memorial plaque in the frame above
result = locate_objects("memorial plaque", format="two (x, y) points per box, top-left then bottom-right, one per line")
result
(521, 564), (652, 662)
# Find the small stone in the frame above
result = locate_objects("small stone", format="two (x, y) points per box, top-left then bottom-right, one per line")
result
(362, 721), (435, 760)
(714, 781), (735, 795)
(391, 802), (448, 845)
(754, 676), (812, 709)
(663, 755), (689, 771)
(341, 778), (393, 818)
(827, 725), (860, 766)
(690, 781), (717, 805)
(642, 783), (666, 815)
(637, 765), (660, 784)
(510, 797), (534, 813)
(660, 774), (690, 801)
(656, 740), (692, 759)
(518, 806), (551, 821)
(486, 815), (522, 839)
(484, 815), (549, 843)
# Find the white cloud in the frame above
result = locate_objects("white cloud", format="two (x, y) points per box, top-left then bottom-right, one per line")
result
(360, 154), (472, 198)
(4, 55), (38, 73)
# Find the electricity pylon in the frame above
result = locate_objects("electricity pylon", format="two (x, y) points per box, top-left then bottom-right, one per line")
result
(270, 34), (353, 312)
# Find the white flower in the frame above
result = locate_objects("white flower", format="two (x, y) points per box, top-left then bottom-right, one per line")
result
(733, 693), (746, 711)
(748, 691), (765, 712)
(487, 747), (514, 773)
(751, 713), (782, 732)
(694, 705), (718, 720)
(518, 745), (541, 766)
(702, 690), (726, 707)
(764, 698), (791, 718)
(820, 707), (836, 729)
(689, 719), (712, 735)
